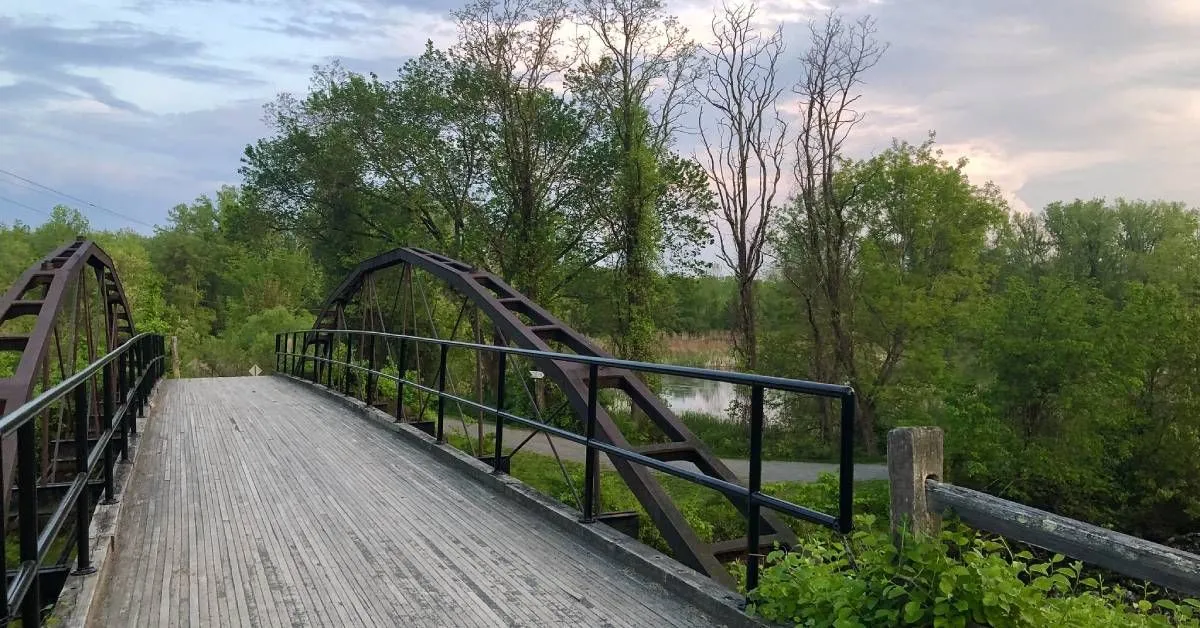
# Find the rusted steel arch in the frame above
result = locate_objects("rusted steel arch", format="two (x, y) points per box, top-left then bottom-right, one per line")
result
(306, 247), (795, 587)
(0, 238), (136, 498)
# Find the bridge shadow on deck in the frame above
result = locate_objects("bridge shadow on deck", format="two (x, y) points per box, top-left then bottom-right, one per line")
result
(92, 377), (729, 628)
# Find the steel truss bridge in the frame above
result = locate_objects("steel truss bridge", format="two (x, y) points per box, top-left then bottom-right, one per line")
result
(0, 240), (857, 627)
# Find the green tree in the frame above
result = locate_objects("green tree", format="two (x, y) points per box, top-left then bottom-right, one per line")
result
(572, 0), (698, 361)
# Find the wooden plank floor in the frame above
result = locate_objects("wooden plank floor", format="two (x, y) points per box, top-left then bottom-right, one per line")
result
(93, 377), (726, 627)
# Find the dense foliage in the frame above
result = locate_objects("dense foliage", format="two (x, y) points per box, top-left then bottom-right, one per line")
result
(750, 516), (1200, 628)
(0, 198), (320, 378)
(3, 0), (1197, 623)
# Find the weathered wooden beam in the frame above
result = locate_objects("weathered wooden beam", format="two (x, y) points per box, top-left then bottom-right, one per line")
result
(926, 479), (1200, 596)
(887, 427), (943, 539)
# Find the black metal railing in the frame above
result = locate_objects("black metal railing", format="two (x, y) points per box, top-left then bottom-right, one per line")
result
(0, 333), (164, 627)
(275, 329), (855, 592)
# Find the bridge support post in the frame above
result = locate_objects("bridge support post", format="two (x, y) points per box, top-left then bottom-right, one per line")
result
(887, 426), (944, 541)
(493, 351), (506, 475)
(581, 364), (599, 523)
(72, 384), (96, 576)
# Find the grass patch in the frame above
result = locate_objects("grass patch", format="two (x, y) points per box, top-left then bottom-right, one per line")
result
(659, 332), (735, 368)
(443, 430), (886, 553)
(679, 411), (885, 464)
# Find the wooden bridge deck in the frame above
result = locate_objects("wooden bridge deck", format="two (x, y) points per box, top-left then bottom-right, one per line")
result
(93, 377), (726, 627)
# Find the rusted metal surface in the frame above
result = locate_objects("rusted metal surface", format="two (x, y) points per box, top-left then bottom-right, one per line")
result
(304, 247), (796, 587)
(0, 239), (136, 501)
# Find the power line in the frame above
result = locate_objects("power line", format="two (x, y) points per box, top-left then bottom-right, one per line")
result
(0, 194), (52, 218)
(0, 168), (156, 228)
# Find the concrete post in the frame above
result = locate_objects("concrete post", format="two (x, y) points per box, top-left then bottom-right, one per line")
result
(887, 426), (944, 540)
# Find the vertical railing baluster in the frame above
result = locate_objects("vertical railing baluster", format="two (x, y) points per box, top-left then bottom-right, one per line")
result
(117, 352), (130, 461)
(73, 383), (96, 575)
(325, 335), (334, 389)
(0, 443), (6, 620)
(436, 344), (448, 442)
(838, 391), (856, 534)
(275, 334), (281, 372)
(17, 418), (39, 627)
(366, 334), (378, 407)
(746, 385), (764, 593)
(493, 351), (506, 474)
(102, 357), (116, 504)
(128, 346), (139, 438)
(395, 336), (408, 422)
(133, 339), (143, 419)
(581, 363), (599, 523)
(343, 333), (353, 396)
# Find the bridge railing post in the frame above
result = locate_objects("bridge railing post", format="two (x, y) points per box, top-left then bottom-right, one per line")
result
(17, 414), (39, 626)
(325, 335), (334, 389)
(745, 385), (764, 592)
(581, 364), (599, 523)
(102, 354), (117, 503)
(275, 334), (281, 372)
(127, 347), (138, 437)
(0, 447), (5, 620)
(395, 337), (407, 421)
(367, 334), (378, 407)
(436, 344), (448, 442)
(72, 382), (96, 576)
(343, 333), (353, 396)
(887, 426), (944, 541)
(134, 338), (145, 420)
(117, 352), (130, 461)
(493, 351), (506, 475)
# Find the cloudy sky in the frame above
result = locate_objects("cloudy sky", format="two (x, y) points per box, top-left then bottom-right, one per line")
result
(1, 0), (1198, 230)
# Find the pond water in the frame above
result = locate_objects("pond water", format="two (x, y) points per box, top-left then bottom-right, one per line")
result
(658, 374), (738, 419)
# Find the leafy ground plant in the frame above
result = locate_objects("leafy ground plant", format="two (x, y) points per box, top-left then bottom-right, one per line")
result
(748, 516), (1200, 628)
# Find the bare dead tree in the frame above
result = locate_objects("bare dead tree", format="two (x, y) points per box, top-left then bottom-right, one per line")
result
(574, 0), (699, 151)
(699, 1), (786, 372)
(783, 10), (886, 453)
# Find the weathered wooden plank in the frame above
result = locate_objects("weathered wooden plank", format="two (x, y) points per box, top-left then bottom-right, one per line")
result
(91, 377), (729, 627)
(927, 479), (1200, 596)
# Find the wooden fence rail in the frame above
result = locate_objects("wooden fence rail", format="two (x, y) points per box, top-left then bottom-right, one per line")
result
(888, 427), (1200, 597)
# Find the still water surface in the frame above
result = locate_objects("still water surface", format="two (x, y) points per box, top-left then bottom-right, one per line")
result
(658, 374), (738, 419)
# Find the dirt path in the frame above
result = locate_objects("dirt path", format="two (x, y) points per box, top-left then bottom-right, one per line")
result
(443, 421), (888, 483)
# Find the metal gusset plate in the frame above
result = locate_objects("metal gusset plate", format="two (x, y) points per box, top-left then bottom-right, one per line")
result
(306, 247), (795, 587)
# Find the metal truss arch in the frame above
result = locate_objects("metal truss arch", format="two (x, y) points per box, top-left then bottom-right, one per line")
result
(306, 247), (795, 587)
(0, 238), (137, 496)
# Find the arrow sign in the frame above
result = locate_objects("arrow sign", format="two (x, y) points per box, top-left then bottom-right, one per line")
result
(249, 364), (262, 376)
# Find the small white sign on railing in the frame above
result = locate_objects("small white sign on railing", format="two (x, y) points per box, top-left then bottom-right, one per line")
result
(249, 364), (262, 376)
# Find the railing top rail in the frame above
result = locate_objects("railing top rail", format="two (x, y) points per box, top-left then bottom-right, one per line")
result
(282, 328), (854, 399)
(0, 332), (158, 437)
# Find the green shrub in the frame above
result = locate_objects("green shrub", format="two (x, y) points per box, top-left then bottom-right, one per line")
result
(749, 517), (1200, 627)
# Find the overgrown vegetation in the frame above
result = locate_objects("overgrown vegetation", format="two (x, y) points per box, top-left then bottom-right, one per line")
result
(750, 518), (1200, 628)
(444, 433), (1197, 627)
